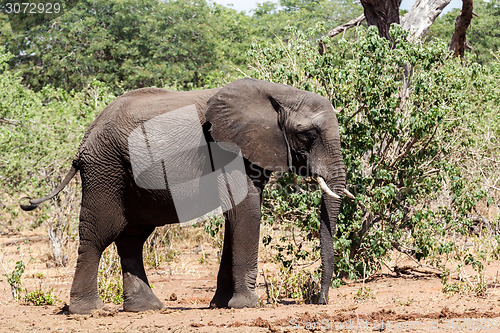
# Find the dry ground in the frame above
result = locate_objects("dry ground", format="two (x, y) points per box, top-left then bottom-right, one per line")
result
(1, 229), (500, 333)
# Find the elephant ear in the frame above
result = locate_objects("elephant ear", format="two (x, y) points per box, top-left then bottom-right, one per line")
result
(206, 78), (288, 171)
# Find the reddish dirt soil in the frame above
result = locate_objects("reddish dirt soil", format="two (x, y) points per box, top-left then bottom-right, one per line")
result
(1, 231), (500, 332)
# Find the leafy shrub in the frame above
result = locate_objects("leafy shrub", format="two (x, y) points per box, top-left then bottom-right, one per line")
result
(264, 267), (320, 304)
(4, 260), (24, 301)
(24, 288), (56, 305)
(261, 173), (321, 269)
(0, 46), (115, 231)
(98, 244), (123, 304)
(204, 215), (225, 253)
(0, 48), (115, 194)
(250, 25), (499, 285)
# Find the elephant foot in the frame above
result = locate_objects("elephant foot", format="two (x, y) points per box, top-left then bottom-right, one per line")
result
(227, 291), (259, 309)
(69, 298), (104, 314)
(318, 289), (329, 304)
(318, 297), (328, 305)
(123, 295), (164, 312)
(122, 273), (164, 312)
(209, 292), (232, 308)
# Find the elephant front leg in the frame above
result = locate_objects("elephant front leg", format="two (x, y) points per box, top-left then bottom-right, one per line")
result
(115, 226), (164, 312)
(209, 222), (234, 308)
(210, 183), (261, 309)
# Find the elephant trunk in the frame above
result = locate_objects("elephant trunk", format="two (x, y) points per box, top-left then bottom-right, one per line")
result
(316, 144), (346, 304)
(318, 190), (342, 304)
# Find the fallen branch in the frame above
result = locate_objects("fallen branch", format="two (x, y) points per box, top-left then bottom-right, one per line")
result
(486, 184), (500, 192)
(2, 236), (46, 246)
(0, 117), (20, 125)
(393, 265), (443, 278)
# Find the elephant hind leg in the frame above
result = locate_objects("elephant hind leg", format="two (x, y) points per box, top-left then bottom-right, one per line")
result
(69, 207), (122, 314)
(115, 226), (164, 312)
(69, 243), (105, 314)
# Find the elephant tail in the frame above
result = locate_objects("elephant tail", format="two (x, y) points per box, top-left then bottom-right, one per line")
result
(20, 162), (79, 211)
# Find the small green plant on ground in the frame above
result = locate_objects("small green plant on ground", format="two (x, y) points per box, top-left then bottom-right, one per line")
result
(392, 296), (414, 306)
(24, 288), (56, 305)
(264, 267), (320, 304)
(439, 246), (489, 297)
(98, 244), (123, 304)
(4, 260), (25, 301)
(353, 286), (375, 301)
(3, 260), (58, 305)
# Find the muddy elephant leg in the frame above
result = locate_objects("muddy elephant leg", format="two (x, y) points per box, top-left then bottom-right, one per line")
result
(69, 206), (120, 314)
(210, 176), (262, 308)
(115, 226), (164, 312)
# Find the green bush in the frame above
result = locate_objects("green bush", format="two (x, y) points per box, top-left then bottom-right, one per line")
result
(98, 244), (123, 305)
(24, 288), (56, 306)
(0, 47), (115, 194)
(261, 173), (321, 269)
(0, 46), (116, 230)
(4, 260), (24, 301)
(251, 25), (500, 283)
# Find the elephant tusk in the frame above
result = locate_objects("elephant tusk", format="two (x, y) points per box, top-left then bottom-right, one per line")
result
(343, 188), (355, 199)
(318, 177), (341, 199)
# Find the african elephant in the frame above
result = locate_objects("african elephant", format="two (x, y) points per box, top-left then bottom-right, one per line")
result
(20, 78), (351, 314)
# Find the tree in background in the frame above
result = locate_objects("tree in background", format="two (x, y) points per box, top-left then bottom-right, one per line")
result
(359, 0), (401, 39)
(253, 0), (362, 40)
(2, 0), (497, 93)
(449, 0), (474, 59)
(0, 0), (365, 93)
(339, 0), (493, 62)
(429, 0), (500, 64)
(401, 0), (452, 39)
(1, 0), (252, 93)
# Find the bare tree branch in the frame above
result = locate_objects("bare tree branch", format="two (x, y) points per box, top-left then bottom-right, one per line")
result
(0, 117), (19, 125)
(401, 0), (452, 38)
(327, 14), (366, 38)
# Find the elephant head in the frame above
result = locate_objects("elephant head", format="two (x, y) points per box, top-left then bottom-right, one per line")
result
(206, 78), (348, 304)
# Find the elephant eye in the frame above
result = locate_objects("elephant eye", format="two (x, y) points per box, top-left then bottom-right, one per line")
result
(297, 130), (317, 143)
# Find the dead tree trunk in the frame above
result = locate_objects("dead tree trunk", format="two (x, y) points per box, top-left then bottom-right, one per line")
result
(401, 0), (452, 39)
(449, 0), (474, 59)
(360, 0), (402, 40)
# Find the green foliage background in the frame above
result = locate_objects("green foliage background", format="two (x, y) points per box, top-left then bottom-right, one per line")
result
(251, 25), (499, 280)
(0, 0), (364, 94)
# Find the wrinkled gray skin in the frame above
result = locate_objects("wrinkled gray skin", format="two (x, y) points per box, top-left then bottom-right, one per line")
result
(20, 78), (346, 314)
